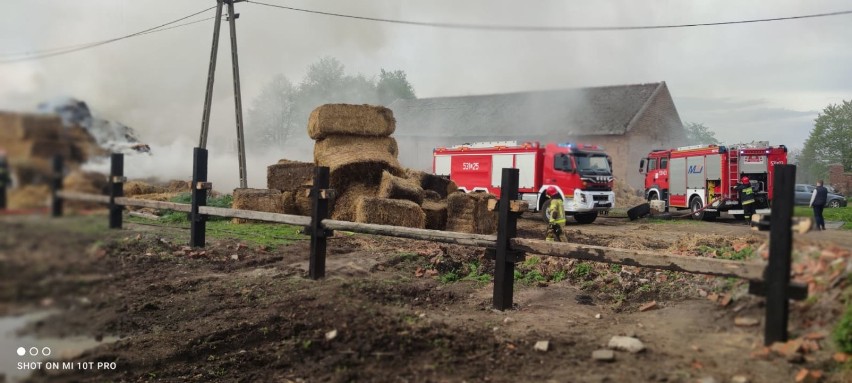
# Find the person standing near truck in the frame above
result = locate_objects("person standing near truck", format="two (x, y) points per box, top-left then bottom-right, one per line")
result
(544, 186), (567, 241)
(809, 180), (828, 231)
(736, 176), (755, 224)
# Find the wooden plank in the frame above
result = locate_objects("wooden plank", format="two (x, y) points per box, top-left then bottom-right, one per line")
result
(510, 238), (765, 280)
(115, 197), (192, 212)
(322, 219), (497, 248)
(128, 211), (160, 220)
(56, 191), (111, 204)
(199, 205), (312, 227)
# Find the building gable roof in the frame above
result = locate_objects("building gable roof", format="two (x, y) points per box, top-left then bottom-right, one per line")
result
(390, 82), (665, 138)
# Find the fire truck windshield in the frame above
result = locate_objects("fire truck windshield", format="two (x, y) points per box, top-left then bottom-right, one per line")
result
(575, 154), (611, 174)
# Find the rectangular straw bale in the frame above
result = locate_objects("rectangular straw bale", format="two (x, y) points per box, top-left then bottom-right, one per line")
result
(231, 188), (284, 224)
(294, 184), (313, 216)
(422, 190), (442, 202)
(314, 135), (399, 164)
(308, 104), (396, 140)
(281, 191), (298, 215)
(267, 160), (314, 192)
(422, 201), (448, 230)
(21, 114), (63, 140)
(354, 197), (425, 228)
(8, 185), (51, 209)
(330, 183), (379, 222)
(378, 170), (423, 205)
(445, 192), (497, 234)
(404, 169), (455, 198)
(0, 112), (25, 141)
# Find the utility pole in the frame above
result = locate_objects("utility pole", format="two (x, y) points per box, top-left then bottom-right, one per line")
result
(197, 0), (248, 188)
(198, 1), (223, 149)
(226, 0), (248, 189)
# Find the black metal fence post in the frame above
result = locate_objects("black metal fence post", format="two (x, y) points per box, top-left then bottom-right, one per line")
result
(109, 153), (124, 229)
(0, 157), (8, 210)
(309, 166), (331, 280)
(190, 148), (209, 247)
(493, 168), (520, 310)
(50, 155), (63, 217)
(764, 164), (796, 345)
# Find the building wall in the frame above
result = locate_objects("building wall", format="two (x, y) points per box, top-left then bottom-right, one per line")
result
(624, 84), (685, 189)
(828, 163), (852, 195)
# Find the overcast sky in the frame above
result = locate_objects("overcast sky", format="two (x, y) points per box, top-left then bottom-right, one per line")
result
(2, 0), (850, 186)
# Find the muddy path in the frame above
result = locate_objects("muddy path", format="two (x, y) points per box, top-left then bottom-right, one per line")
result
(0, 215), (849, 382)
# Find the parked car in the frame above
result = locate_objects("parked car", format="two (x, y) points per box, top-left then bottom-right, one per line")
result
(794, 184), (848, 208)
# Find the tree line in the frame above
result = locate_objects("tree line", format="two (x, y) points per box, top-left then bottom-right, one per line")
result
(246, 57), (416, 149)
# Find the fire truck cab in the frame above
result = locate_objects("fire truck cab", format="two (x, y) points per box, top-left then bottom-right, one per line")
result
(639, 142), (787, 220)
(434, 141), (616, 224)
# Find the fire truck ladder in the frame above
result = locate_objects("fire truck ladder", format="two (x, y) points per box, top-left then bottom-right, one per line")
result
(727, 151), (739, 195)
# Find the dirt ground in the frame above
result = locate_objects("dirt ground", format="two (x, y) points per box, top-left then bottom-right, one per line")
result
(1, 212), (850, 383)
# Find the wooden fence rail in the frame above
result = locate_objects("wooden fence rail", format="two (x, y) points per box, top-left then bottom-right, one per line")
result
(47, 152), (803, 346)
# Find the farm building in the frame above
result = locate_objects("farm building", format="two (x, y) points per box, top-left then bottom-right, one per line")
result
(390, 82), (686, 189)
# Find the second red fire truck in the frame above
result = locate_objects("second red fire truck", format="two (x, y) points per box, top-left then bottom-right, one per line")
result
(433, 141), (616, 224)
(639, 142), (788, 220)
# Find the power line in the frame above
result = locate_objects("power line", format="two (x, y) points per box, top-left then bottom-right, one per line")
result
(247, 1), (852, 32)
(0, 6), (217, 64)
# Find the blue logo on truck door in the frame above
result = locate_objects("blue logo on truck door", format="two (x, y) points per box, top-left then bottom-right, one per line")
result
(688, 165), (704, 174)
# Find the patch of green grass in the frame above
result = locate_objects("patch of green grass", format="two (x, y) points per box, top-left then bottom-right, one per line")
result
(461, 261), (492, 284)
(521, 270), (546, 285)
(439, 271), (460, 284)
(159, 193), (234, 223)
(794, 206), (852, 230)
(126, 215), (306, 248)
(834, 303), (852, 354)
(551, 270), (567, 283)
(609, 264), (622, 273)
(574, 262), (592, 278)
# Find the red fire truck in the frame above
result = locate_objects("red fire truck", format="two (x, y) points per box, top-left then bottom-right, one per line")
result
(433, 141), (616, 224)
(639, 143), (788, 220)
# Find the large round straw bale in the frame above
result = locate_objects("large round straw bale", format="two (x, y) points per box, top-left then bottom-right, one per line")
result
(422, 200), (448, 230)
(314, 135), (402, 190)
(354, 196), (425, 228)
(231, 188), (284, 224)
(307, 104), (396, 140)
(378, 170), (423, 205)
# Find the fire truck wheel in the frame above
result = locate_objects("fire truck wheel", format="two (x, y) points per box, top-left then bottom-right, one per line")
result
(689, 197), (705, 221)
(647, 191), (660, 201)
(574, 213), (598, 224)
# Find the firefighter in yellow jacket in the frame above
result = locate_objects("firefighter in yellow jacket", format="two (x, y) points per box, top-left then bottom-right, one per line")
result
(544, 186), (567, 241)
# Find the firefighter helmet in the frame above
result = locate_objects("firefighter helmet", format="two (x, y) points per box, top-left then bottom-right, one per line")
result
(545, 186), (558, 197)
(741, 176), (750, 183)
